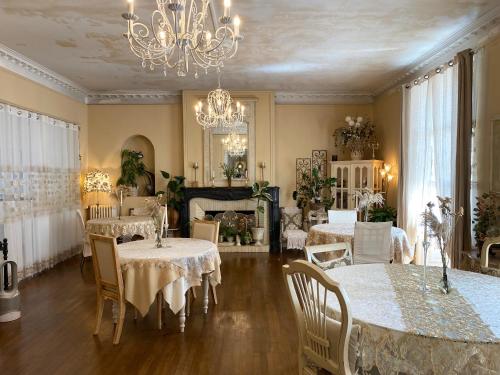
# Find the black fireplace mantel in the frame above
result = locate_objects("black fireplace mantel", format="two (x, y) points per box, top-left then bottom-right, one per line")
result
(180, 186), (281, 253)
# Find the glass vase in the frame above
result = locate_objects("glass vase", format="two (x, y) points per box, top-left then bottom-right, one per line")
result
(155, 229), (162, 248)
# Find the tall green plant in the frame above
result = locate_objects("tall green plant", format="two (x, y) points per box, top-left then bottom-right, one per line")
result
(117, 149), (147, 187)
(293, 168), (336, 208)
(473, 192), (500, 249)
(158, 171), (186, 211)
(251, 181), (273, 228)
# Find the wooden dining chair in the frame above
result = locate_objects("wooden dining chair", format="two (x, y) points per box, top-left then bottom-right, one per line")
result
(353, 222), (392, 264)
(189, 220), (220, 311)
(304, 242), (353, 270)
(76, 209), (92, 272)
(328, 210), (358, 225)
(283, 260), (354, 375)
(89, 234), (126, 345)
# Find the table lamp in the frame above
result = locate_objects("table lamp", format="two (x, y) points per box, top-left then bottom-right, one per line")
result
(83, 170), (112, 206)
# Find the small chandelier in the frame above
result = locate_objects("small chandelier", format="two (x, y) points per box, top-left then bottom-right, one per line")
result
(222, 132), (247, 156)
(122, 0), (242, 77)
(194, 78), (245, 128)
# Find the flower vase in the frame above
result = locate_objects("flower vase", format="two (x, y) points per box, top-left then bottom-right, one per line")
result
(350, 149), (363, 160)
(155, 230), (162, 248)
(421, 240), (429, 292)
(440, 264), (451, 294)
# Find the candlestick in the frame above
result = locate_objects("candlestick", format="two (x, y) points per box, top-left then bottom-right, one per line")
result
(127, 0), (134, 14)
(224, 0), (231, 17)
(234, 16), (240, 37)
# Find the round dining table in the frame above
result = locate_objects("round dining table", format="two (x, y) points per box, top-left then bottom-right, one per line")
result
(117, 238), (221, 332)
(307, 223), (413, 263)
(325, 264), (500, 375)
(86, 215), (156, 239)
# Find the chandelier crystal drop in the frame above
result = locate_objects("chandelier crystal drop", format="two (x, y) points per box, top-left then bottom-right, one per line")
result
(222, 132), (247, 156)
(195, 87), (245, 128)
(122, 0), (242, 77)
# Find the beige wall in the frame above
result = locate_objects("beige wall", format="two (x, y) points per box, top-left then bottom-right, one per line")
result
(0, 67), (88, 170)
(373, 88), (402, 208)
(87, 104), (183, 204)
(276, 104), (374, 206)
(477, 34), (500, 195)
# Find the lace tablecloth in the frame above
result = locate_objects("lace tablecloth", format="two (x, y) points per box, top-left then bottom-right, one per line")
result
(118, 238), (221, 316)
(326, 264), (500, 374)
(86, 215), (155, 240)
(307, 223), (413, 263)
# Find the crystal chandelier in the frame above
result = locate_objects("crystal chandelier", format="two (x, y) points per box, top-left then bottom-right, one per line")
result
(122, 0), (242, 77)
(222, 132), (247, 156)
(194, 80), (245, 128)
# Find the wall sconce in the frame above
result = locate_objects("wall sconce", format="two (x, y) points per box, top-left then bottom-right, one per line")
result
(192, 162), (199, 187)
(259, 161), (266, 182)
(379, 164), (394, 201)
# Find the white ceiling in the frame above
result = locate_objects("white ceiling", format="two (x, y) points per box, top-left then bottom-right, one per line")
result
(0, 0), (498, 94)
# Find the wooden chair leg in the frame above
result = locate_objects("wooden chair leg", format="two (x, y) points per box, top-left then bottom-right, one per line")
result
(134, 308), (138, 321)
(210, 284), (218, 305)
(80, 255), (85, 273)
(94, 295), (104, 336)
(186, 291), (191, 317)
(156, 292), (163, 330)
(191, 287), (197, 299)
(113, 301), (126, 345)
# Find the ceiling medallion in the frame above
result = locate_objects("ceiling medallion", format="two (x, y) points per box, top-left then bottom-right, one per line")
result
(122, 0), (242, 77)
(222, 132), (247, 156)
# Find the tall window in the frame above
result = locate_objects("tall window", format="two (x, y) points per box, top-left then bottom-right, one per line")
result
(0, 104), (81, 279)
(401, 63), (458, 264)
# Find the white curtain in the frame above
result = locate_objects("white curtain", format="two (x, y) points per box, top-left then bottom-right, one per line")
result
(401, 64), (458, 264)
(0, 103), (81, 279)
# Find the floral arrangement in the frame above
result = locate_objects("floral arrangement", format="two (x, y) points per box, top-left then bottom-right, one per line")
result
(333, 116), (376, 153)
(353, 188), (384, 221)
(472, 192), (500, 250)
(422, 196), (463, 294)
(220, 162), (237, 187)
(292, 168), (336, 209)
(146, 194), (167, 248)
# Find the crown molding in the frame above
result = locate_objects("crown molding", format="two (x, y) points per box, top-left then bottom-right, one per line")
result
(85, 91), (182, 105)
(0, 43), (88, 103)
(374, 4), (500, 96)
(275, 91), (374, 105)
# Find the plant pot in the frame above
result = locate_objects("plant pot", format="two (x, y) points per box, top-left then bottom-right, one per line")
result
(219, 235), (224, 243)
(226, 236), (234, 243)
(227, 178), (232, 187)
(168, 207), (180, 229)
(235, 235), (241, 246)
(128, 186), (139, 197)
(251, 227), (265, 246)
(350, 150), (364, 161)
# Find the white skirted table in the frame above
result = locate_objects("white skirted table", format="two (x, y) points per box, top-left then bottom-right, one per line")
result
(326, 264), (500, 374)
(86, 215), (155, 239)
(307, 223), (413, 263)
(117, 238), (221, 332)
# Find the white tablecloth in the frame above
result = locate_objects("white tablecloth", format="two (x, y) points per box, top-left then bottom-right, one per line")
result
(326, 264), (500, 374)
(86, 215), (155, 239)
(118, 238), (221, 316)
(307, 223), (413, 263)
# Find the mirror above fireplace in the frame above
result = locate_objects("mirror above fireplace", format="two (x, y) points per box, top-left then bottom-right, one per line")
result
(204, 100), (256, 186)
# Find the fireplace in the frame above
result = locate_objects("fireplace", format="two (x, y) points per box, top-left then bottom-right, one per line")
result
(180, 187), (280, 253)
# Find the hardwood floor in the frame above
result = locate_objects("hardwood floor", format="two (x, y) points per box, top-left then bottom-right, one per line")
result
(0, 251), (303, 375)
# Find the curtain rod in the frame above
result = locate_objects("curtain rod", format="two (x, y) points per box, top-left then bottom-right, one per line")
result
(0, 99), (80, 130)
(404, 49), (475, 89)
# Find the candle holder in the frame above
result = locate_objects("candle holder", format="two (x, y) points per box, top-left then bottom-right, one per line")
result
(192, 162), (199, 187)
(259, 162), (266, 182)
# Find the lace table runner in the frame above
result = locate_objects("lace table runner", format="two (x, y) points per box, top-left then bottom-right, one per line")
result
(87, 215), (155, 239)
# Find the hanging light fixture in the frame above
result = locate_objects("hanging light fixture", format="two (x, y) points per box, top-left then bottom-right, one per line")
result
(194, 74), (245, 128)
(222, 132), (247, 156)
(122, 0), (242, 77)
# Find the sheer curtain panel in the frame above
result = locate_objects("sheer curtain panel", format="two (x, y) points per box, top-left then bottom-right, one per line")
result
(400, 63), (458, 265)
(0, 103), (81, 279)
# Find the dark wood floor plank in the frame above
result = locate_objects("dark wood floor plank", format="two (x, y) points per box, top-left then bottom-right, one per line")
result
(0, 252), (302, 375)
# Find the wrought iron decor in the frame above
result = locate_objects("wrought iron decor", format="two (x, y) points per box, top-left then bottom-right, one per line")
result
(312, 150), (328, 178)
(296, 158), (312, 191)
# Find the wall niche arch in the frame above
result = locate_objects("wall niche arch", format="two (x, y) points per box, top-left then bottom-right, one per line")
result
(122, 134), (155, 196)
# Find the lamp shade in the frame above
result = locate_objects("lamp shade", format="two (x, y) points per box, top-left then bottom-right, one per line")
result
(83, 170), (112, 193)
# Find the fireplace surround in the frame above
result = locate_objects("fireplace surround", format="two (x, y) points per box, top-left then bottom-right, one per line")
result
(180, 187), (280, 253)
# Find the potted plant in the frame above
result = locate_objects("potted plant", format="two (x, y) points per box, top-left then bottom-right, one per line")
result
(473, 192), (500, 250)
(221, 162), (237, 187)
(223, 226), (237, 244)
(369, 205), (397, 225)
(240, 230), (252, 245)
(293, 168), (336, 215)
(251, 181), (273, 246)
(333, 116), (376, 160)
(117, 149), (148, 196)
(158, 171), (186, 229)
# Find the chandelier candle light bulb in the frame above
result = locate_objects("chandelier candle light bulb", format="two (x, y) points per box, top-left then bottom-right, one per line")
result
(224, 0), (231, 17)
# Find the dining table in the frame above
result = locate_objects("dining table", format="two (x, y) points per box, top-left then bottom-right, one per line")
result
(325, 264), (500, 375)
(307, 223), (413, 263)
(86, 215), (156, 240)
(117, 238), (221, 332)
